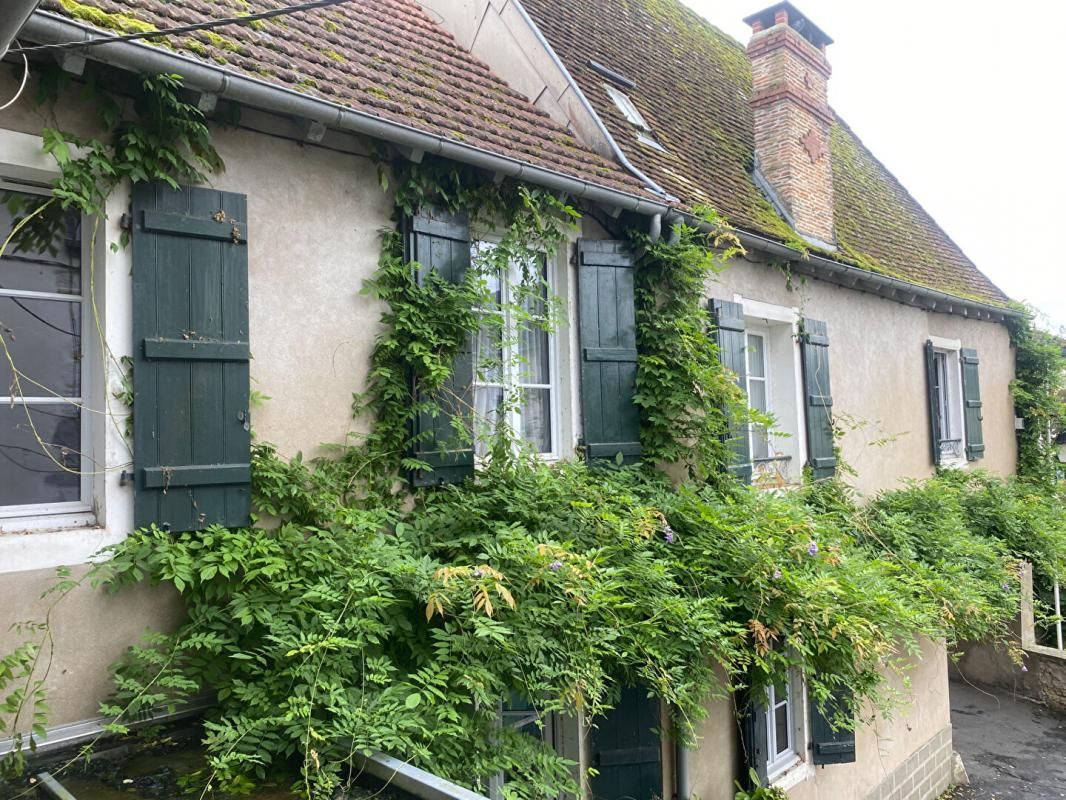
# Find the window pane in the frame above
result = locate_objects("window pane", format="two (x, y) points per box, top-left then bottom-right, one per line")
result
(748, 378), (767, 413)
(0, 404), (81, 506)
(0, 192), (82, 295)
(474, 317), (504, 384)
(474, 386), (505, 458)
(518, 321), (550, 385)
(519, 387), (552, 453)
(774, 704), (791, 755)
(0, 296), (82, 397)
(747, 333), (766, 378)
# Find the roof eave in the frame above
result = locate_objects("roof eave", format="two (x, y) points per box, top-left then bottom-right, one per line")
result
(734, 227), (1018, 321)
(18, 11), (668, 213)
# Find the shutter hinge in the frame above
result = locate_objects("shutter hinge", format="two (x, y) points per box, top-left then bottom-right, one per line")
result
(119, 469), (134, 487)
(120, 212), (133, 232)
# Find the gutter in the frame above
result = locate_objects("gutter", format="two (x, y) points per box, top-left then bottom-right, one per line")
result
(19, 13), (670, 217)
(19, 13), (1018, 323)
(735, 229), (1018, 322)
(0, 0), (41, 58)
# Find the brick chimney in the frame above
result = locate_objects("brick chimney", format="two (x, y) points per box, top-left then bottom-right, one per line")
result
(744, 2), (835, 248)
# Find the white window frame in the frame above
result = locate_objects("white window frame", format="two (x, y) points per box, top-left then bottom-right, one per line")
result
(0, 178), (94, 521)
(471, 240), (560, 461)
(764, 667), (815, 789)
(929, 335), (967, 468)
(735, 295), (807, 487)
(746, 325), (772, 462)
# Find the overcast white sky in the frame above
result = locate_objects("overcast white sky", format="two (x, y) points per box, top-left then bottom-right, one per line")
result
(681, 0), (1065, 331)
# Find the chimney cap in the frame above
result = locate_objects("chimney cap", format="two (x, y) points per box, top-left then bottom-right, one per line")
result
(743, 2), (833, 48)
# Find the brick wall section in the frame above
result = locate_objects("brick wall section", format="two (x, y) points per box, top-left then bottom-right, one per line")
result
(864, 727), (953, 800)
(748, 22), (835, 244)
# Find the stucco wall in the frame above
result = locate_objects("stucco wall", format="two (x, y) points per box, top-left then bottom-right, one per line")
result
(711, 255), (1016, 496)
(0, 76), (394, 728)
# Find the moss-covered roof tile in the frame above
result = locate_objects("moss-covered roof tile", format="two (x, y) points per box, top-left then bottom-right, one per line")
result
(39, 0), (652, 200)
(521, 0), (1008, 306)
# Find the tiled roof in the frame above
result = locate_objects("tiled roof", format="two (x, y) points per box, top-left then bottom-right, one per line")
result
(520, 0), (1009, 306)
(39, 0), (651, 199)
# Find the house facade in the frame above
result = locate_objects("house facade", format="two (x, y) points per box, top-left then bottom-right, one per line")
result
(0, 1), (1017, 800)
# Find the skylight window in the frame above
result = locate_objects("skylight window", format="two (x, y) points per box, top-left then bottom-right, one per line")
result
(603, 84), (665, 152)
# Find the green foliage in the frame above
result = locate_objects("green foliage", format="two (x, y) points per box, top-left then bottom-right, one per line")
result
(349, 157), (578, 494)
(75, 448), (1054, 797)
(7, 71), (222, 259)
(1007, 306), (1066, 485)
(735, 768), (788, 800)
(632, 210), (749, 482)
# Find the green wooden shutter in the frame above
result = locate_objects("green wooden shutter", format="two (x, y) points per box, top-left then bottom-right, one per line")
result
(577, 239), (641, 465)
(589, 687), (662, 800)
(709, 299), (753, 484)
(739, 691), (769, 784)
(404, 207), (475, 487)
(132, 183), (250, 532)
(961, 347), (985, 461)
(925, 340), (943, 466)
(809, 686), (857, 766)
(800, 318), (836, 480)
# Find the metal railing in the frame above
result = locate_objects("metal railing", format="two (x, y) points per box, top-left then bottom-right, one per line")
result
(1055, 580), (1064, 652)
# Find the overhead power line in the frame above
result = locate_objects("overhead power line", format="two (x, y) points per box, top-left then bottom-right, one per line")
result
(9, 0), (353, 56)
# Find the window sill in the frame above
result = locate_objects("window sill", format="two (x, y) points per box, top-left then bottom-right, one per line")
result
(0, 510), (95, 534)
(0, 520), (129, 576)
(769, 757), (815, 791)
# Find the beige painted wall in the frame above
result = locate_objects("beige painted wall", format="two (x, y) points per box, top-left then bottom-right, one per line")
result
(712, 255), (1016, 496)
(0, 567), (185, 728)
(0, 76), (395, 729)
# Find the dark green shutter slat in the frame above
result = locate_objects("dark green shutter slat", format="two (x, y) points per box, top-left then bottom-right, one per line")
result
(577, 240), (641, 466)
(141, 209), (247, 242)
(404, 207), (474, 487)
(709, 299), (752, 484)
(133, 183), (250, 532)
(143, 338), (250, 361)
(809, 686), (857, 766)
(800, 318), (836, 480)
(740, 690), (769, 784)
(925, 340), (942, 466)
(588, 687), (662, 800)
(961, 347), (985, 461)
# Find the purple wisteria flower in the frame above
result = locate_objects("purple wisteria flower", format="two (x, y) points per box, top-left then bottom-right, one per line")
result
(772, 568), (782, 580)
(472, 568), (484, 578)
(549, 560), (564, 572)
(663, 524), (676, 544)
(1022, 665), (1029, 673)
(807, 541), (819, 557)
(1002, 583), (1012, 593)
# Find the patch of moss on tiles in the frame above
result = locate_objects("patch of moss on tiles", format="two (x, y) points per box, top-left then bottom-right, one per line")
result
(57, 0), (156, 34)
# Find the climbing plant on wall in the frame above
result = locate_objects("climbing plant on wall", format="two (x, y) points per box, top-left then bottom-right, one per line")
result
(1008, 305), (1066, 486)
(2, 71), (1065, 800)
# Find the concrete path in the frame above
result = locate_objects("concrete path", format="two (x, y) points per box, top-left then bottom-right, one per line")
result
(950, 680), (1066, 799)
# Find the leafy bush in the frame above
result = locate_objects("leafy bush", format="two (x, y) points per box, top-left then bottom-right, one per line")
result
(79, 449), (1051, 798)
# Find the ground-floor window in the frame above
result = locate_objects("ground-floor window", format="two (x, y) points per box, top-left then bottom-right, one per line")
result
(0, 181), (90, 518)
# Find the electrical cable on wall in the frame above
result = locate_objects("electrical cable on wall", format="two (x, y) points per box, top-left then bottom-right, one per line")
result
(8, 0), (353, 56)
(0, 42), (29, 111)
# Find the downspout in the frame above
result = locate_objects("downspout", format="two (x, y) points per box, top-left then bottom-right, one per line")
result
(675, 740), (691, 799)
(508, 0), (678, 203)
(0, 0), (42, 58)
